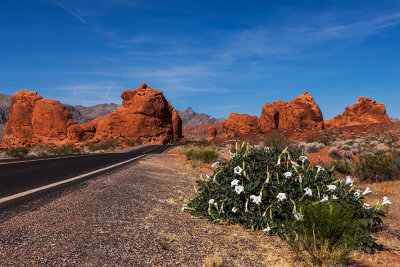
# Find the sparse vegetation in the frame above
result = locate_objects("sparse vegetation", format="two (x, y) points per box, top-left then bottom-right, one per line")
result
(51, 144), (81, 155)
(184, 145), (219, 168)
(305, 132), (333, 145)
(88, 139), (120, 152)
(6, 146), (29, 157)
(264, 130), (293, 151)
(356, 155), (399, 182)
(332, 159), (354, 175)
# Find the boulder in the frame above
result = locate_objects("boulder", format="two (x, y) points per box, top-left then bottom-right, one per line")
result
(260, 91), (324, 131)
(2, 90), (80, 146)
(325, 96), (390, 127)
(222, 113), (260, 138)
(84, 83), (183, 144)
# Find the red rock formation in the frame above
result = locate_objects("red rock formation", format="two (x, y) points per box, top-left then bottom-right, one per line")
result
(260, 91), (324, 131)
(81, 83), (182, 144)
(1, 83), (183, 147)
(325, 96), (390, 128)
(206, 126), (217, 140)
(2, 90), (81, 146)
(222, 113), (260, 138)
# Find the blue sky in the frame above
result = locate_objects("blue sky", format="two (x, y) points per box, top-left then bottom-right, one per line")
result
(1, 0), (400, 119)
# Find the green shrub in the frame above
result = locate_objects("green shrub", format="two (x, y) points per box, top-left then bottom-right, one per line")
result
(126, 138), (143, 147)
(186, 143), (386, 259)
(6, 146), (29, 157)
(30, 144), (53, 156)
(283, 201), (368, 265)
(356, 155), (399, 182)
(305, 132), (333, 145)
(332, 159), (354, 175)
(88, 139), (120, 152)
(51, 144), (81, 155)
(185, 147), (219, 165)
(264, 130), (293, 151)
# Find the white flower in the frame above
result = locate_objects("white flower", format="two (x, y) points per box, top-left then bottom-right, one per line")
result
(316, 165), (325, 172)
(231, 179), (240, 187)
(234, 166), (243, 176)
(232, 207), (238, 213)
(363, 203), (372, 209)
(234, 185), (244, 195)
(296, 175), (303, 183)
(276, 193), (287, 201)
(209, 199), (215, 205)
(211, 162), (219, 168)
(304, 187), (312, 196)
(382, 196), (392, 206)
(181, 205), (187, 212)
(250, 195), (262, 205)
(294, 213), (304, 221)
(264, 177), (270, 184)
(344, 176), (354, 186)
(332, 195), (338, 200)
(299, 155), (309, 163)
(283, 172), (293, 178)
(263, 226), (271, 234)
(205, 174), (211, 179)
(291, 161), (299, 167)
(277, 157), (281, 165)
(320, 194), (329, 202)
(265, 147), (272, 152)
(354, 190), (361, 198)
(362, 187), (372, 195)
(327, 185), (337, 191)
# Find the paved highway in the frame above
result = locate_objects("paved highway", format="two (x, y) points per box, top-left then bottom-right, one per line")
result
(0, 145), (172, 202)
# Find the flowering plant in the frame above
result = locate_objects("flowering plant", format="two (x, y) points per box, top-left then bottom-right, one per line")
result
(186, 143), (386, 253)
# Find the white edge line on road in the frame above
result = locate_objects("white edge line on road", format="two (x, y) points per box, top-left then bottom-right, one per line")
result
(0, 154), (146, 204)
(162, 146), (176, 154)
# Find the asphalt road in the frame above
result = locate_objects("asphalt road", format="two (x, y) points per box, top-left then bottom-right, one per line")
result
(0, 145), (172, 200)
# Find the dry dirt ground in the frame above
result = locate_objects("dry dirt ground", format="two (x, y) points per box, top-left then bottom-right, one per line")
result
(0, 149), (399, 266)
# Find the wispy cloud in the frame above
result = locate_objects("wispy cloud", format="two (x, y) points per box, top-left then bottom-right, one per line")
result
(52, 0), (86, 24)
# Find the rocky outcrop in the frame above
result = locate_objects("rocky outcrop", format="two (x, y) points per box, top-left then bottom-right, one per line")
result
(260, 92), (324, 131)
(80, 83), (182, 144)
(222, 113), (260, 138)
(325, 96), (390, 127)
(206, 126), (217, 141)
(1, 90), (80, 146)
(178, 107), (224, 127)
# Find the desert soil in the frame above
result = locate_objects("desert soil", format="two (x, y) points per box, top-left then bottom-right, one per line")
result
(0, 149), (399, 266)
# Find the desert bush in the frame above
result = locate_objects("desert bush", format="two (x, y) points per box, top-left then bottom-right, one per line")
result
(126, 138), (143, 147)
(6, 146), (29, 157)
(328, 147), (343, 160)
(283, 201), (368, 265)
(30, 144), (53, 156)
(356, 155), (399, 182)
(264, 131), (294, 151)
(305, 132), (332, 145)
(51, 144), (81, 155)
(186, 143), (386, 259)
(332, 159), (354, 175)
(185, 147), (219, 163)
(343, 150), (354, 160)
(88, 139), (120, 152)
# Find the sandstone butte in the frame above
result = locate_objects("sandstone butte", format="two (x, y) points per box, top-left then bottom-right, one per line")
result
(222, 113), (260, 138)
(1, 83), (183, 147)
(260, 91), (325, 131)
(325, 96), (390, 128)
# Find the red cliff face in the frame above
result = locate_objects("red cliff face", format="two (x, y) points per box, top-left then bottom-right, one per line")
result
(260, 91), (324, 131)
(325, 96), (390, 128)
(222, 113), (260, 138)
(81, 83), (183, 144)
(2, 90), (80, 146)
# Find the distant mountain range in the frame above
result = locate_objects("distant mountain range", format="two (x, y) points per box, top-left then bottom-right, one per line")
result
(0, 94), (225, 141)
(177, 107), (224, 126)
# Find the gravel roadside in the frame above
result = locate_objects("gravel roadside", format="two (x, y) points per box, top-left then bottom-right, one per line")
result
(0, 153), (292, 266)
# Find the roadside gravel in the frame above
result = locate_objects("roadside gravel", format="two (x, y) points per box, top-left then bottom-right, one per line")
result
(0, 153), (292, 266)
